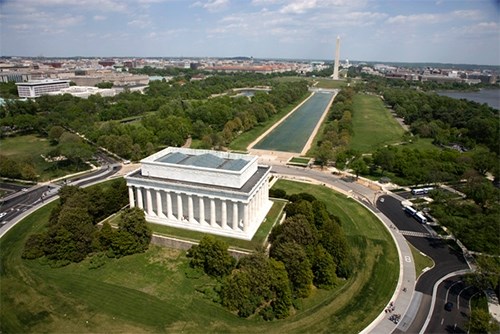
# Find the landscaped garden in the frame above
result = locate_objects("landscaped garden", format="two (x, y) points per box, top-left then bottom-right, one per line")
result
(0, 179), (398, 333)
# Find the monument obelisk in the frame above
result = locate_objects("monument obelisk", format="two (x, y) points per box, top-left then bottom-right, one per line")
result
(333, 36), (340, 80)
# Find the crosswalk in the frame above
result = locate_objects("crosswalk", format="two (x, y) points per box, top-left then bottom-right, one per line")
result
(399, 230), (438, 238)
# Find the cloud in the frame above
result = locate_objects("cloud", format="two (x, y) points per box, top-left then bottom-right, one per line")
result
(58, 15), (85, 26)
(93, 15), (107, 21)
(387, 13), (441, 25)
(2, 0), (128, 12)
(127, 15), (152, 28)
(387, 9), (483, 25)
(451, 10), (482, 20)
(280, 0), (317, 14)
(192, 0), (230, 12)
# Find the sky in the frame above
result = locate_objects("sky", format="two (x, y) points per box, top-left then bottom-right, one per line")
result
(1, 0), (499, 65)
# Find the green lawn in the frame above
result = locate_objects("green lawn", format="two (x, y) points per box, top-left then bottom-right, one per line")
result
(271, 77), (350, 89)
(349, 94), (406, 153)
(0, 134), (91, 181)
(409, 243), (434, 278)
(0, 180), (398, 333)
(313, 78), (348, 89)
(145, 200), (286, 251)
(396, 137), (439, 151)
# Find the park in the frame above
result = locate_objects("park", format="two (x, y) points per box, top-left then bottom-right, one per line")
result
(1, 71), (498, 333)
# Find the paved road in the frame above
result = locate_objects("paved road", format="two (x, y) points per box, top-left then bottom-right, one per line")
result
(376, 195), (470, 334)
(426, 275), (480, 334)
(0, 164), (121, 236)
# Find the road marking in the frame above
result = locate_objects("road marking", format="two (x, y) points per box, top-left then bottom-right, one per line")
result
(405, 256), (411, 263)
(441, 318), (444, 325)
(445, 280), (462, 303)
(458, 286), (473, 310)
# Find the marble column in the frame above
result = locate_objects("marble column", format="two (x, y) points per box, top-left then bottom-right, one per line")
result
(243, 203), (249, 232)
(232, 201), (238, 230)
(146, 188), (154, 216)
(210, 198), (216, 227)
(136, 187), (143, 209)
(166, 192), (173, 219)
(221, 199), (227, 229)
(188, 195), (194, 223)
(128, 187), (135, 208)
(177, 193), (183, 221)
(199, 196), (205, 224)
(156, 190), (165, 218)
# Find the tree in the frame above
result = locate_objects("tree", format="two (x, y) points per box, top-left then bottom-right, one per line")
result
(45, 206), (95, 262)
(350, 157), (367, 179)
(467, 309), (499, 334)
(268, 259), (292, 319)
(315, 140), (334, 168)
(48, 125), (65, 144)
(269, 214), (317, 248)
(187, 235), (236, 278)
(284, 200), (315, 223)
(311, 245), (337, 289)
(270, 241), (313, 298)
(320, 219), (352, 278)
(117, 207), (152, 254)
(220, 253), (292, 319)
(373, 147), (396, 175)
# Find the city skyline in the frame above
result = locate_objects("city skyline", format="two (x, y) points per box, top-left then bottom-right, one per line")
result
(1, 0), (499, 66)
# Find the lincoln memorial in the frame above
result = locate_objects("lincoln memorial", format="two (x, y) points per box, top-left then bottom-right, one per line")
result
(125, 147), (273, 240)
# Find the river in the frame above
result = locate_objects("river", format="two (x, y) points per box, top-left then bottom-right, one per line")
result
(437, 88), (499, 110)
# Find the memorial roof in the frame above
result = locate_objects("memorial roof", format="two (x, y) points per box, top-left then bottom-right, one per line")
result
(128, 166), (270, 195)
(156, 152), (249, 171)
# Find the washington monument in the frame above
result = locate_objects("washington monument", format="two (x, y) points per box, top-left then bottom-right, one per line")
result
(333, 36), (340, 80)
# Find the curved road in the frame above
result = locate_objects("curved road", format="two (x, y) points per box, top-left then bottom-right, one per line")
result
(1, 160), (473, 334)
(376, 195), (470, 334)
(0, 164), (121, 237)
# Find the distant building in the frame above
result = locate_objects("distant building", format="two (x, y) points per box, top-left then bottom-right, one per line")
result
(0, 72), (31, 83)
(15, 79), (70, 98)
(47, 86), (116, 98)
(126, 147), (273, 240)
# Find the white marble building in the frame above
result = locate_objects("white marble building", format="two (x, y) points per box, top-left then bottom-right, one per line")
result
(125, 147), (273, 240)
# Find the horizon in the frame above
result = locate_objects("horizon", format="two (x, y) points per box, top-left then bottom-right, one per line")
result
(2, 55), (499, 69)
(1, 0), (499, 66)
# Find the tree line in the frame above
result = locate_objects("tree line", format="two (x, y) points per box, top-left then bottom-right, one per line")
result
(1, 75), (309, 171)
(313, 87), (355, 168)
(22, 180), (151, 265)
(186, 191), (351, 320)
(382, 87), (499, 154)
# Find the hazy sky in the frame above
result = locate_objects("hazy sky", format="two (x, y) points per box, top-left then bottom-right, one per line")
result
(1, 0), (499, 65)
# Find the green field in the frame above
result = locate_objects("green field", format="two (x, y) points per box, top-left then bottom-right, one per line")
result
(0, 134), (90, 181)
(409, 243), (434, 278)
(272, 76), (351, 89)
(349, 94), (406, 153)
(313, 78), (348, 89)
(0, 180), (398, 333)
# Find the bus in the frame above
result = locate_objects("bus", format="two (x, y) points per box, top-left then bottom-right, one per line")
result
(411, 187), (434, 196)
(404, 206), (417, 216)
(414, 212), (427, 224)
